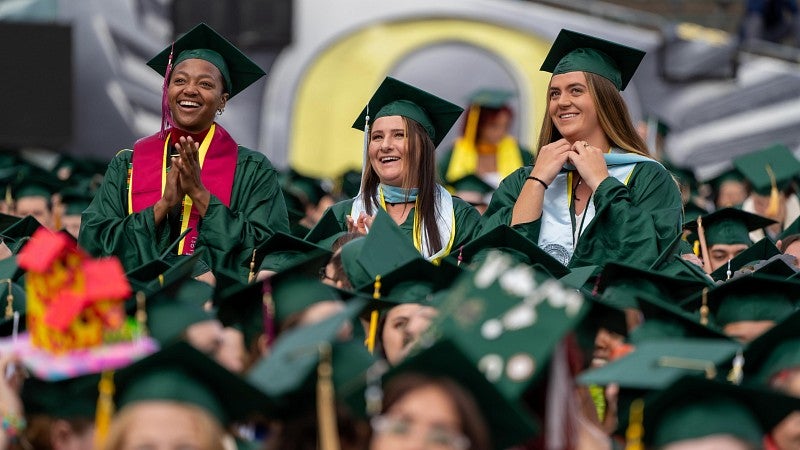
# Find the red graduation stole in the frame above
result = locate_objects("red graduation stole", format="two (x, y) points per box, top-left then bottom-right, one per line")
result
(128, 123), (237, 255)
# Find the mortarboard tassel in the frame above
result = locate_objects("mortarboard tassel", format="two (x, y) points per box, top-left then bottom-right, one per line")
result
(464, 104), (481, 146)
(727, 350), (745, 385)
(365, 276), (381, 354)
(726, 259), (732, 281)
(3, 279), (13, 320)
(696, 217), (712, 274)
(135, 291), (148, 338)
(4, 185), (12, 211)
(262, 280), (275, 348)
(158, 43), (176, 141)
(316, 343), (341, 450)
(692, 239), (700, 257)
(248, 249), (257, 283)
(624, 398), (644, 450)
(699, 288), (709, 326)
(94, 370), (116, 449)
(359, 106), (370, 194)
(765, 164), (781, 218)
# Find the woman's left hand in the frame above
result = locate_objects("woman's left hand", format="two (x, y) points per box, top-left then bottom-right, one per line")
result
(569, 141), (609, 191)
(174, 136), (211, 215)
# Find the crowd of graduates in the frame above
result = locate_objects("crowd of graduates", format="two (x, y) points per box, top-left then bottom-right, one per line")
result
(0, 21), (798, 450)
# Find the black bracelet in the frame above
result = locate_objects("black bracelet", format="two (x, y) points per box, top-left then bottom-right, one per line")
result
(526, 176), (548, 190)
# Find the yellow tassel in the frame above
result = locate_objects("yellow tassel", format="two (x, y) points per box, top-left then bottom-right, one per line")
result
(696, 217), (712, 274)
(3, 279), (13, 320)
(157, 273), (164, 287)
(699, 288), (709, 326)
(317, 343), (341, 450)
(765, 164), (780, 218)
(4, 186), (12, 210)
(727, 351), (745, 385)
(693, 240), (700, 257)
(624, 398), (644, 450)
(365, 276), (381, 353)
(464, 104), (481, 145)
(94, 371), (116, 449)
(248, 249), (257, 283)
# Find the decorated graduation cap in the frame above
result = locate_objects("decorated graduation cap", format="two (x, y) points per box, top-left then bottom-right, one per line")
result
(450, 224), (569, 278)
(147, 23), (265, 99)
(247, 298), (372, 416)
(380, 338), (540, 449)
(115, 341), (272, 425)
(685, 207), (775, 247)
(708, 236), (781, 281)
(539, 29), (645, 91)
(426, 250), (588, 399)
(680, 274), (799, 330)
(733, 143), (800, 196)
(641, 375), (800, 448)
(351, 76), (464, 147)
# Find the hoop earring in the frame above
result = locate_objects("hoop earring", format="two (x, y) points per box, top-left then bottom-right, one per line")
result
(216, 108), (224, 116)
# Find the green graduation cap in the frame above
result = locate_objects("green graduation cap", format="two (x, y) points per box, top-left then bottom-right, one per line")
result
(0, 213), (20, 233)
(642, 375), (800, 447)
(258, 231), (332, 275)
(741, 309), (800, 385)
(684, 207), (776, 247)
(680, 274), (799, 330)
(466, 88), (514, 109)
(355, 257), (461, 307)
(449, 174), (494, 207)
(12, 167), (60, 200)
(708, 237), (781, 281)
(304, 207), (348, 250)
(778, 216), (800, 241)
(450, 224), (570, 278)
(60, 186), (93, 216)
(270, 271), (344, 326)
(425, 250), (588, 399)
(147, 23), (266, 98)
(0, 215), (43, 254)
(247, 298), (372, 416)
(352, 77), (464, 147)
(732, 143), (800, 196)
(115, 341), (272, 425)
(597, 261), (707, 310)
(0, 256), (24, 283)
(540, 29), (645, 91)
(682, 200), (708, 225)
(21, 373), (100, 419)
(336, 168), (363, 200)
(630, 294), (731, 344)
(132, 275), (216, 345)
(213, 271), (270, 349)
(649, 233), (715, 285)
(381, 338), (540, 449)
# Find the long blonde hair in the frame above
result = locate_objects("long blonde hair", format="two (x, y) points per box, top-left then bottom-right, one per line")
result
(536, 72), (651, 158)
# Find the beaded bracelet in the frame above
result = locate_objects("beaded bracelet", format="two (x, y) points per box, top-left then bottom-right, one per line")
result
(526, 176), (548, 190)
(2, 413), (26, 442)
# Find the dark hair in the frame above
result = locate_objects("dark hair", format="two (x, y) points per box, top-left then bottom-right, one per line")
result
(361, 117), (443, 254)
(381, 373), (492, 450)
(462, 105), (513, 143)
(779, 233), (800, 252)
(23, 415), (94, 450)
(536, 72), (650, 158)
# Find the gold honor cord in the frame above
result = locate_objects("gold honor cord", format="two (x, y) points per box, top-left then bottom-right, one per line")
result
(765, 164), (781, 218)
(624, 398), (644, 450)
(657, 356), (717, 379)
(696, 216), (712, 274)
(317, 343), (341, 450)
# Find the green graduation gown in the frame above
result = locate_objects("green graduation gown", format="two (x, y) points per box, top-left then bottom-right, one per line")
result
(79, 147), (289, 279)
(481, 162), (683, 269)
(307, 195), (481, 257)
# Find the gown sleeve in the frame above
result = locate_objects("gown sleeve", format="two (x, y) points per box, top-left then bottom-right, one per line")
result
(197, 148), (289, 278)
(479, 166), (542, 242)
(452, 196), (482, 249)
(78, 150), (170, 269)
(571, 161), (683, 268)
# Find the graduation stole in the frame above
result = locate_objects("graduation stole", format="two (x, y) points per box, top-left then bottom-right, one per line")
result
(537, 150), (656, 265)
(350, 184), (456, 264)
(445, 135), (523, 184)
(128, 123), (237, 255)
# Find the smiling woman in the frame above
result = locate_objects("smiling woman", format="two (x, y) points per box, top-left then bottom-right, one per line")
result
(306, 77), (481, 263)
(78, 23), (289, 280)
(481, 29), (682, 276)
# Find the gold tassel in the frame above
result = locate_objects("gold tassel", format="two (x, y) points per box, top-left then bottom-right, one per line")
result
(317, 343), (341, 450)
(727, 350), (745, 385)
(3, 279), (13, 320)
(94, 370), (116, 449)
(699, 288), (709, 326)
(624, 398), (644, 450)
(135, 291), (148, 337)
(464, 104), (481, 145)
(4, 186), (13, 211)
(693, 240), (700, 257)
(365, 276), (381, 353)
(765, 164), (780, 218)
(248, 249), (257, 283)
(696, 217), (712, 274)
(157, 273), (164, 287)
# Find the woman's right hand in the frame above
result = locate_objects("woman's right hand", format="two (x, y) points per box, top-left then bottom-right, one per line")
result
(346, 212), (373, 235)
(154, 161), (184, 225)
(530, 139), (573, 184)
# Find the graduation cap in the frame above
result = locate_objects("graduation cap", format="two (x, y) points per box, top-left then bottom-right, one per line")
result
(247, 299), (372, 416)
(466, 88), (515, 109)
(0, 256), (24, 283)
(680, 274), (799, 330)
(778, 215), (800, 242)
(257, 231), (332, 275)
(596, 261), (707, 310)
(303, 207), (348, 250)
(449, 174), (494, 207)
(21, 373), (100, 419)
(684, 207), (775, 247)
(708, 237), (781, 281)
(147, 23), (265, 98)
(355, 257), (460, 307)
(743, 253), (799, 279)
(12, 168), (60, 200)
(540, 29), (645, 91)
(0, 215), (43, 254)
(336, 168), (363, 200)
(426, 250), (588, 399)
(641, 375), (800, 447)
(649, 233), (715, 285)
(0, 279), (25, 337)
(59, 186), (93, 216)
(115, 341), (272, 425)
(630, 294), (730, 344)
(707, 168), (746, 200)
(450, 224), (569, 278)
(740, 309), (800, 385)
(733, 143), (800, 196)
(283, 169), (329, 207)
(378, 338), (539, 450)
(352, 77), (464, 147)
